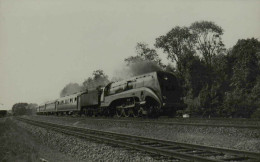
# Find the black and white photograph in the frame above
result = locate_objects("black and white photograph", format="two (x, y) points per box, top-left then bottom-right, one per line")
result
(0, 0), (260, 161)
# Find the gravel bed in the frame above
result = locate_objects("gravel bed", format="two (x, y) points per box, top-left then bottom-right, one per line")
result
(15, 118), (175, 162)
(36, 115), (260, 125)
(27, 115), (260, 153)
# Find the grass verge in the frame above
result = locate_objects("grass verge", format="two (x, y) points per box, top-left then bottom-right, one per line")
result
(0, 118), (39, 162)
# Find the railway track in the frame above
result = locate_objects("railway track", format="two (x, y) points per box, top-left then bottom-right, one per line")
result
(84, 118), (260, 129)
(16, 117), (260, 162)
(38, 115), (260, 129)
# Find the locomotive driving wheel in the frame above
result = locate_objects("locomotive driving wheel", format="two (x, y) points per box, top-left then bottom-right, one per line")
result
(147, 104), (160, 118)
(145, 98), (160, 118)
(122, 108), (130, 117)
(138, 107), (147, 117)
(116, 108), (122, 118)
(132, 107), (139, 117)
(116, 108), (130, 117)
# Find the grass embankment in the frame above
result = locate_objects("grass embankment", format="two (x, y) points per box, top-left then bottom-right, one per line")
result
(0, 117), (77, 162)
(0, 118), (39, 162)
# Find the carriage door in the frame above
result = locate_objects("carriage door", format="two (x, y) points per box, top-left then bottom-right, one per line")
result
(77, 96), (81, 111)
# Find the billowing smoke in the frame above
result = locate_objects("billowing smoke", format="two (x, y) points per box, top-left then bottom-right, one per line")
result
(59, 70), (110, 98)
(60, 83), (83, 97)
(112, 60), (162, 81)
(82, 70), (110, 90)
(128, 60), (162, 76)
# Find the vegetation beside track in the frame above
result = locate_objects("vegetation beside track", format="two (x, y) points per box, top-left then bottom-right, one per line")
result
(0, 117), (82, 162)
(15, 117), (166, 161)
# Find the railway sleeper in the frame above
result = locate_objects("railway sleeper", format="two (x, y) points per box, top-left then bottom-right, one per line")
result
(149, 144), (172, 148)
(220, 156), (250, 161)
(140, 142), (159, 145)
(201, 152), (227, 157)
(149, 153), (178, 161)
(175, 148), (196, 153)
(159, 146), (184, 150)
(191, 151), (217, 155)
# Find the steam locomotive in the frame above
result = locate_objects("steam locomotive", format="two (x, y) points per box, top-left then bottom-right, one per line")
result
(37, 71), (183, 117)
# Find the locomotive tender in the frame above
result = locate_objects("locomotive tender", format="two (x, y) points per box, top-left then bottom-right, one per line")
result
(37, 71), (182, 117)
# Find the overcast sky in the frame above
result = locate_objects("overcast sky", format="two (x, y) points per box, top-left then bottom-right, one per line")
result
(0, 0), (260, 110)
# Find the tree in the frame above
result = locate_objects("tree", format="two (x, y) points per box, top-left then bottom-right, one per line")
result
(229, 38), (260, 90)
(155, 26), (195, 73)
(27, 103), (38, 115)
(125, 43), (163, 67)
(190, 21), (225, 67)
(220, 38), (260, 117)
(183, 54), (209, 97)
(154, 25), (216, 116)
(82, 70), (110, 90)
(60, 83), (83, 97)
(12, 103), (38, 115)
(12, 103), (28, 115)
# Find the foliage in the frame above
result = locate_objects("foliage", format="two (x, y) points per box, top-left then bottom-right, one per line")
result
(155, 26), (195, 73)
(182, 54), (209, 96)
(190, 21), (225, 66)
(122, 43), (164, 78)
(229, 38), (260, 90)
(0, 110), (7, 117)
(216, 38), (260, 118)
(153, 21), (260, 118)
(125, 43), (164, 67)
(11, 103), (37, 115)
(12, 103), (28, 115)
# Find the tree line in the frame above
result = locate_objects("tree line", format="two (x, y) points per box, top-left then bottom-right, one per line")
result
(12, 103), (38, 115)
(54, 20), (260, 118)
(125, 21), (260, 118)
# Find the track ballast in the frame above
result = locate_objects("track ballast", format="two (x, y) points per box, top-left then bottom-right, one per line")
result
(17, 117), (260, 162)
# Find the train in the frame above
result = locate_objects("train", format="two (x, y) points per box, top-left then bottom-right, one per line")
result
(36, 71), (183, 117)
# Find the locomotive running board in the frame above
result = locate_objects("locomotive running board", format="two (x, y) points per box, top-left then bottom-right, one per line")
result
(116, 101), (146, 109)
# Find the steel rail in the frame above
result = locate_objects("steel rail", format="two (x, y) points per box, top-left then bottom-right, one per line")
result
(44, 116), (260, 129)
(89, 118), (260, 129)
(16, 117), (260, 162)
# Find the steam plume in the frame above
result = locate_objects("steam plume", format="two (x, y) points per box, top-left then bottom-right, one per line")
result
(60, 83), (83, 97)
(112, 60), (162, 81)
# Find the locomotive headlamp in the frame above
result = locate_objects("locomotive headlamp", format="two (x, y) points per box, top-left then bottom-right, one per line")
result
(164, 76), (168, 80)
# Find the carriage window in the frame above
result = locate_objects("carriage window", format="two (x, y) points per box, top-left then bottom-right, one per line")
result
(125, 81), (134, 90)
(75, 97), (77, 101)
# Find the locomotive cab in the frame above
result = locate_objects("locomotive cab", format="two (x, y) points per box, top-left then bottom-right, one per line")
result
(156, 71), (183, 114)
